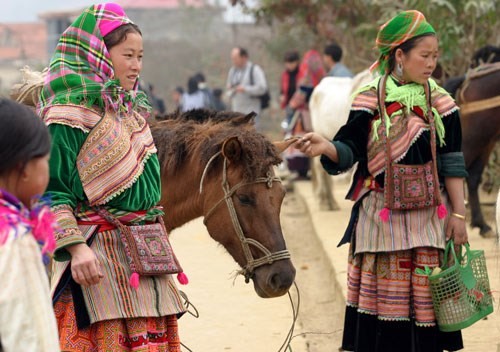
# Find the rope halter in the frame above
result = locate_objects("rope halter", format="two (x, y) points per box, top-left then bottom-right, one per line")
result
(200, 151), (291, 283)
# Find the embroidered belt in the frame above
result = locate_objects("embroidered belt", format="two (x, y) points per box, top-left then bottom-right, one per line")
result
(76, 209), (151, 232)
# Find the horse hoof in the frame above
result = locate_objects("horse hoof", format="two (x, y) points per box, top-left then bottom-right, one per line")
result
(331, 202), (341, 211)
(479, 228), (496, 238)
(319, 203), (332, 211)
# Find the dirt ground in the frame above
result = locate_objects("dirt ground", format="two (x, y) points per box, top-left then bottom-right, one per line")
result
(280, 192), (345, 351)
(172, 189), (345, 351)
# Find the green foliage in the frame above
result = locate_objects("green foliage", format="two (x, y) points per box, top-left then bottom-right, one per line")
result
(249, 0), (499, 77)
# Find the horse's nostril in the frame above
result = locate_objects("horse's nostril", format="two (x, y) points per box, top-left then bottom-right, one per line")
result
(269, 272), (294, 290)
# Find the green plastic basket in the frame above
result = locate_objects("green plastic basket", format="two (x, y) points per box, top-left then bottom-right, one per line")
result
(427, 240), (493, 332)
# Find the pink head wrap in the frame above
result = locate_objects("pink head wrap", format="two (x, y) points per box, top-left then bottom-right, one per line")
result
(95, 3), (133, 37)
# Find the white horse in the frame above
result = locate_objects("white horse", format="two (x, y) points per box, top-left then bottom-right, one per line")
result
(309, 69), (375, 210)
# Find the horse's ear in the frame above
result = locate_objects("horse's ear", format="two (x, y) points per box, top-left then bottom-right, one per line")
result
(243, 112), (257, 124)
(273, 136), (301, 153)
(222, 136), (242, 163)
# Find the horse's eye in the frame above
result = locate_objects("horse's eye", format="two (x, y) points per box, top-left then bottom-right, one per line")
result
(237, 194), (254, 206)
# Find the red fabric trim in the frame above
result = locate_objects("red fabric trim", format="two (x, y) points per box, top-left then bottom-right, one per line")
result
(374, 102), (426, 120)
(281, 71), (289, 109)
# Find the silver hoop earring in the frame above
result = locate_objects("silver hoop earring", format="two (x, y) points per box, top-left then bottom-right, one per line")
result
(396, 62), (404, 77)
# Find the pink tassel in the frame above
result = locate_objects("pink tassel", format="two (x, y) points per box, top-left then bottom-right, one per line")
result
(42, 233), (56, 254)
(129, 272), (140, 289)
(437, 204), (448, 219)
(31, 207), (57, 254)
(177, 272), (189, 285)
(379, 207), (390, 222)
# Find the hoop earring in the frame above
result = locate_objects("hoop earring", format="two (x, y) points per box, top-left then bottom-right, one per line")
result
(395, 62), (404, 78)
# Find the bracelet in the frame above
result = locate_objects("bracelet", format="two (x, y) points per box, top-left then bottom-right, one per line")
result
(451, 212), (466, 221)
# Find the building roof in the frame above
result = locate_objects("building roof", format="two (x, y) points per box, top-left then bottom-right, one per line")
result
(116, 0), (206, 9)
(0, 23), (47, 62)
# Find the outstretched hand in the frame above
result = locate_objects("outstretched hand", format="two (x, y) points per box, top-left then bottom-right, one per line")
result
(294, 132), (336, 160)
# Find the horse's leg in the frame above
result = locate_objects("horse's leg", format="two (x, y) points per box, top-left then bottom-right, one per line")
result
(312, 158), (338, 211)
(328, 173), (340, 211)
(467, 157), (493, 236)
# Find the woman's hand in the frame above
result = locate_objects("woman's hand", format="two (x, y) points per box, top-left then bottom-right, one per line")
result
(67, 243), (104, 286)
(445, 216), (468, 245)
(294, 132), (338, 161)
(443, 177), (468, 246)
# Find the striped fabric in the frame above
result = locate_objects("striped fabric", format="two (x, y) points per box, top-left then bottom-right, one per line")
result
(351, 77), (458, 117)
(371, 10), (435, 74)
(51, 226), (185, 323)
(37, 3), (151, 119)
(367, 111), (429, 177)
(350, 88), (378, 114)
(355, 191), (447, 254)
(43, 104), (102, 133)
(77, 110), (157, 205)
(347, 246), (440, 326)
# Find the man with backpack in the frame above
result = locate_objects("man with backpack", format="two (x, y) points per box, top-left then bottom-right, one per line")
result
(226, 47), (269, 129)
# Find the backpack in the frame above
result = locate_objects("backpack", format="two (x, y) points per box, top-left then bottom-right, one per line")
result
(249, 64), (271, 110)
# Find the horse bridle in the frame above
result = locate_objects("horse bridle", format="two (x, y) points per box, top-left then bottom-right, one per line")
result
(199, 151), (291, 283)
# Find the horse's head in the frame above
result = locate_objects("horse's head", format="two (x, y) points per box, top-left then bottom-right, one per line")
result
(200, 136), (296, 297)
(199, 131), (296, 298)
(153, 109), (296, 297)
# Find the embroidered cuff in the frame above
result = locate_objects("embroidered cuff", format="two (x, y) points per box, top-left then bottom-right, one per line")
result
(438, 152), (468, 178)
(320, 141), (354, 175)
(52, 204), (85, 261)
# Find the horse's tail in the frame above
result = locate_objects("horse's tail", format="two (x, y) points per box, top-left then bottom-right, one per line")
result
(10, 66), (47, 108)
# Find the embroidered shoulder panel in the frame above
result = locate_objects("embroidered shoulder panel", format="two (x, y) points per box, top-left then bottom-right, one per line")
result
(367, 111), (429, 176)
(351, 89), (378, 113)
(42, 104), (103, 132)
(431, 90), (458, 117)
(77, 111), (157, 205)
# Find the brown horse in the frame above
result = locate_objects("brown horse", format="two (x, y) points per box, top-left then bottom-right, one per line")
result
(445, 62), (500, 236)
(151, 109), (297, 298)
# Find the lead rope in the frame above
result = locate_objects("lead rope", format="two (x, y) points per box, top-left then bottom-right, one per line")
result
(179, 281), (301, 352)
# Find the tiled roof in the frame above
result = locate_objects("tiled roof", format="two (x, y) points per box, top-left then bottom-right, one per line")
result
(0, 23), (47, 62)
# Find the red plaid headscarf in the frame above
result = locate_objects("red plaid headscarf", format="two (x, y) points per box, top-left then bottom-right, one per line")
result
(370, 10), (436, 75)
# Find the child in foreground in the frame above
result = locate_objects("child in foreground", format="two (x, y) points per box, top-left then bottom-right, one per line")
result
(0, 98), (60, 351)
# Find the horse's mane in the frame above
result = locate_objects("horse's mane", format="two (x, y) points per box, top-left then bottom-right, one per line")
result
(151, 109), (282, 180)
(471, 45), (500, 68)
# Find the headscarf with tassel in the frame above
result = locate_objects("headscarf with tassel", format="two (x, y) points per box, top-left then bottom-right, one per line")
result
(37, 3), (152, 118)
